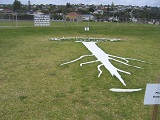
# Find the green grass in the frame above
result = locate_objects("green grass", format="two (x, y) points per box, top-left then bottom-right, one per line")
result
(1, 20), (159, 27)
(0, 24), (160, 120)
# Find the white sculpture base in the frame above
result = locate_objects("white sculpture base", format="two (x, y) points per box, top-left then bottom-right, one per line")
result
(110, 88), (142, 92)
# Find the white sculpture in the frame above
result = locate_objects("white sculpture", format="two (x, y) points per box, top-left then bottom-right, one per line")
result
(61, 42), (147, 87)
(50, 37), (150, 92)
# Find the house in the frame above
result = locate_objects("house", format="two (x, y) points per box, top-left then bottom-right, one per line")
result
(26, 10), (33, 15)
(108, 16), (120, 22)
(0, 9), (13, 13)
(93, 10), (104, 15)
(80, 14), (96, 21)
(65, 12), (81, 21)
(33, 10), (44, 15)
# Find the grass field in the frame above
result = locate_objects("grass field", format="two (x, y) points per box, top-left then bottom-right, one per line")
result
(0, 23), (160, 119)
(0, 20), (158, 27)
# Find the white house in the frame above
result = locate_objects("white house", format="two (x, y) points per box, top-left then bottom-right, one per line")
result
(81, 14), (96, 21)
(93, 10), (104, 15)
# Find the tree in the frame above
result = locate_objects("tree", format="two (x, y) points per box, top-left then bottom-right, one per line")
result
(13, 0), (22, 12)
(89, 7), (95, 13)
(65, 2), (75, 13)
(66, 2), (71, 8)
(111, 2), (115, 11)
(107, 4), (110, 11)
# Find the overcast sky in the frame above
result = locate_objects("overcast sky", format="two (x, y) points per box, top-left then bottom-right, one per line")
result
(0, 0), (160, 7)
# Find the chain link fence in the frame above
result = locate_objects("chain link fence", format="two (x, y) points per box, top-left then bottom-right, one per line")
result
(0, 13), (160, 28)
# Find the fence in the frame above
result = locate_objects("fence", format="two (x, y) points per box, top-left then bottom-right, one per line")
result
(0, 13), (160, 28)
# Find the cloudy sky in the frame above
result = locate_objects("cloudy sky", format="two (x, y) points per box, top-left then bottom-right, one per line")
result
(0, 0), (160, 7)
